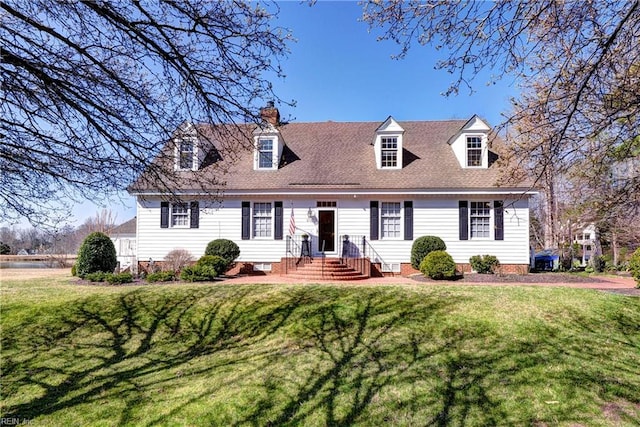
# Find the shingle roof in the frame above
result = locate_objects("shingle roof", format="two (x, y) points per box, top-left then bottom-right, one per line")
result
(109, 217), (136, 236)
(130, 118), (527, 194)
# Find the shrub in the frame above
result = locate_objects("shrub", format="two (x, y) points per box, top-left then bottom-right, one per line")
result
(106, 272), (133, 285)
(0, 241), (10, 254)
(420, 250), (457, 280)
(411, 236), (446, 270)
(180, 265), (218, 282)
(85, 271), (107, 282)
(146, 271), (176, 283)
(591, 255), (606, 273)
(164, 249), (194, 272)
(197, 255), (229, 275)
(628, 248), (640, 288)
(204, 239), (240, 268)
(76, 232), (117, 277)
(71, 264), (77, 277)
(469, 255), (500, 274)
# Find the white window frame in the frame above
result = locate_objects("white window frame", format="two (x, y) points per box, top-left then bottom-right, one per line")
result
(466, 135), (484, 168)
(381, 202), (402, 239)
(171, 202), (190, 228)
(469, 201), (491, 239)
(257, 138), (274, 169)
(253, 262), (272, 272)
(381, 136), (398, 168)
(252, 202), (272, 238)
(178, 140), (194, 170)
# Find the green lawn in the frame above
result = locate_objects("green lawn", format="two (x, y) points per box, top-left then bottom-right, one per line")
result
(1, 275), (639, 426)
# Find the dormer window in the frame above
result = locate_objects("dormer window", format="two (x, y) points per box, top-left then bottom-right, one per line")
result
(466, 136), (483, 167)
(448, 116), (492, 169)
(258, 138), (274, 169)
(253, 126), (283, 171)
(381, 137), (398, 168)
(173, 135), (200, 171)
(374, 116), (404, 170)
(179, 140), (194, 169)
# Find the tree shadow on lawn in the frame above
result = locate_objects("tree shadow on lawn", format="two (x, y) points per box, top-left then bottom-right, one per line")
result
(2, 286), (639, 426)
(237, 292), (640, 426)
(1, 285), (309, 424)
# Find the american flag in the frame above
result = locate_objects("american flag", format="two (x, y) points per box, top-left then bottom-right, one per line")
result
(289, 208), (296, 236)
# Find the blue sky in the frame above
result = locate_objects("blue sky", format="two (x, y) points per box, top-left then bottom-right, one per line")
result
(73, 1), (517, 226)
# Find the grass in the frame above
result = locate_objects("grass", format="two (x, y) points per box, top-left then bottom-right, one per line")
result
(1, 274), (639, 426)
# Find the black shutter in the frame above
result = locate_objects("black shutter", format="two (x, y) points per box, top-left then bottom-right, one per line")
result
(274, 201), (283, 240)
(370, 201), (379, 240)
(459, 201), (468, 240)
(404, 201), (413, 240)
(494, 200), (504, 241)
(160, 202), (169, 228)
(190, 201), (199, 228)
(241, 201), (250, 240)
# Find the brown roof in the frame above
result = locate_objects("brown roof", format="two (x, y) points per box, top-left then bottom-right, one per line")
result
(109, 217), (136, 236)
(130, 118), (526, 194)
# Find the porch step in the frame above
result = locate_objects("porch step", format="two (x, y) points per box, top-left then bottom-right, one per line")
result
(286, 258), (368, 281)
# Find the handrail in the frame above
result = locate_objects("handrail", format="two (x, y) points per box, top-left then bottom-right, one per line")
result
(284, 235), (313, 274)
(338, 234), (388, 278)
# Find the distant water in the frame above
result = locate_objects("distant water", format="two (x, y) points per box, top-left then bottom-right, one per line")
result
(0, 261), (57, 269)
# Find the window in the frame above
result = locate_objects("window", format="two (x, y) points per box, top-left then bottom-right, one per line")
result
(470, 201), (491, 238)
(253, 202), (272, 237)
(466, 136), (483, 167)
(381, 137), (398, 168)
(171, 203), (189, 227)
(258, 138), (273, 168)
(161, 201), (199, 229)
(381, 202), (401, 238)
(179, 140), (194, 169)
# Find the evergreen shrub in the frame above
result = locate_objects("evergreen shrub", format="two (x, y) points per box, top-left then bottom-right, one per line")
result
(181, 265), (218, 282)
(469, 255), (500, 274)
(76, 232), (117, 277)
(420, 250), (457, 280)
(146, 271), (176, 283)
(197, 255), (229, 275)
(204, 239), (240, 270)
(411, 236), (446, 270)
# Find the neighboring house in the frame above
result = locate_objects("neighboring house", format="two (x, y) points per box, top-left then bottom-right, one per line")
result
(129, 104), (535, 276)
(109, 217), (137, 272)
(573, 223), (596, 266)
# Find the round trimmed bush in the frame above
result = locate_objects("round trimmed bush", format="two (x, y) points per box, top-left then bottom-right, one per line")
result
(420, 250), (457, 280)
(205, 239), (240, 266)
(197, 255), (229, 275)
(411, 236), (447, 270)
(76, 232), (117, 278)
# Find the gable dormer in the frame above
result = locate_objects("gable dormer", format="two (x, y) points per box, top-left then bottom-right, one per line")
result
(253, 122), (284, 170)
(448, 115), (491, 169)
(173, 122), (204, 171)
(373, 116), (405, 170)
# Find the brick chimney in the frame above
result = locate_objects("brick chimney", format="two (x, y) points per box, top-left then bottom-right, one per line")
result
(260, 101), (280, 126)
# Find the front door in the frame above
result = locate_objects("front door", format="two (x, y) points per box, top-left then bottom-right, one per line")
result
(318, 210), (335, 252)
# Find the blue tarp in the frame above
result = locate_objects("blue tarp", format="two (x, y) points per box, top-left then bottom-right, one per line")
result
(534, 250), (559, 271)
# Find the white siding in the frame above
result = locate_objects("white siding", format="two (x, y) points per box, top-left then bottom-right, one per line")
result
(136, 195), (530, 266)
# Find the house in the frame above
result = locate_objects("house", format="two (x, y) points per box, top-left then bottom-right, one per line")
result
(573, 223), (596, 266)
(109, 217), (137, 272)
(128, 104), (535, 277)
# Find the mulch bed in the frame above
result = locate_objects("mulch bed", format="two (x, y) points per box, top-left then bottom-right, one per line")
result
(411, 272), (608, 284)
(410, 272), (640, 296)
